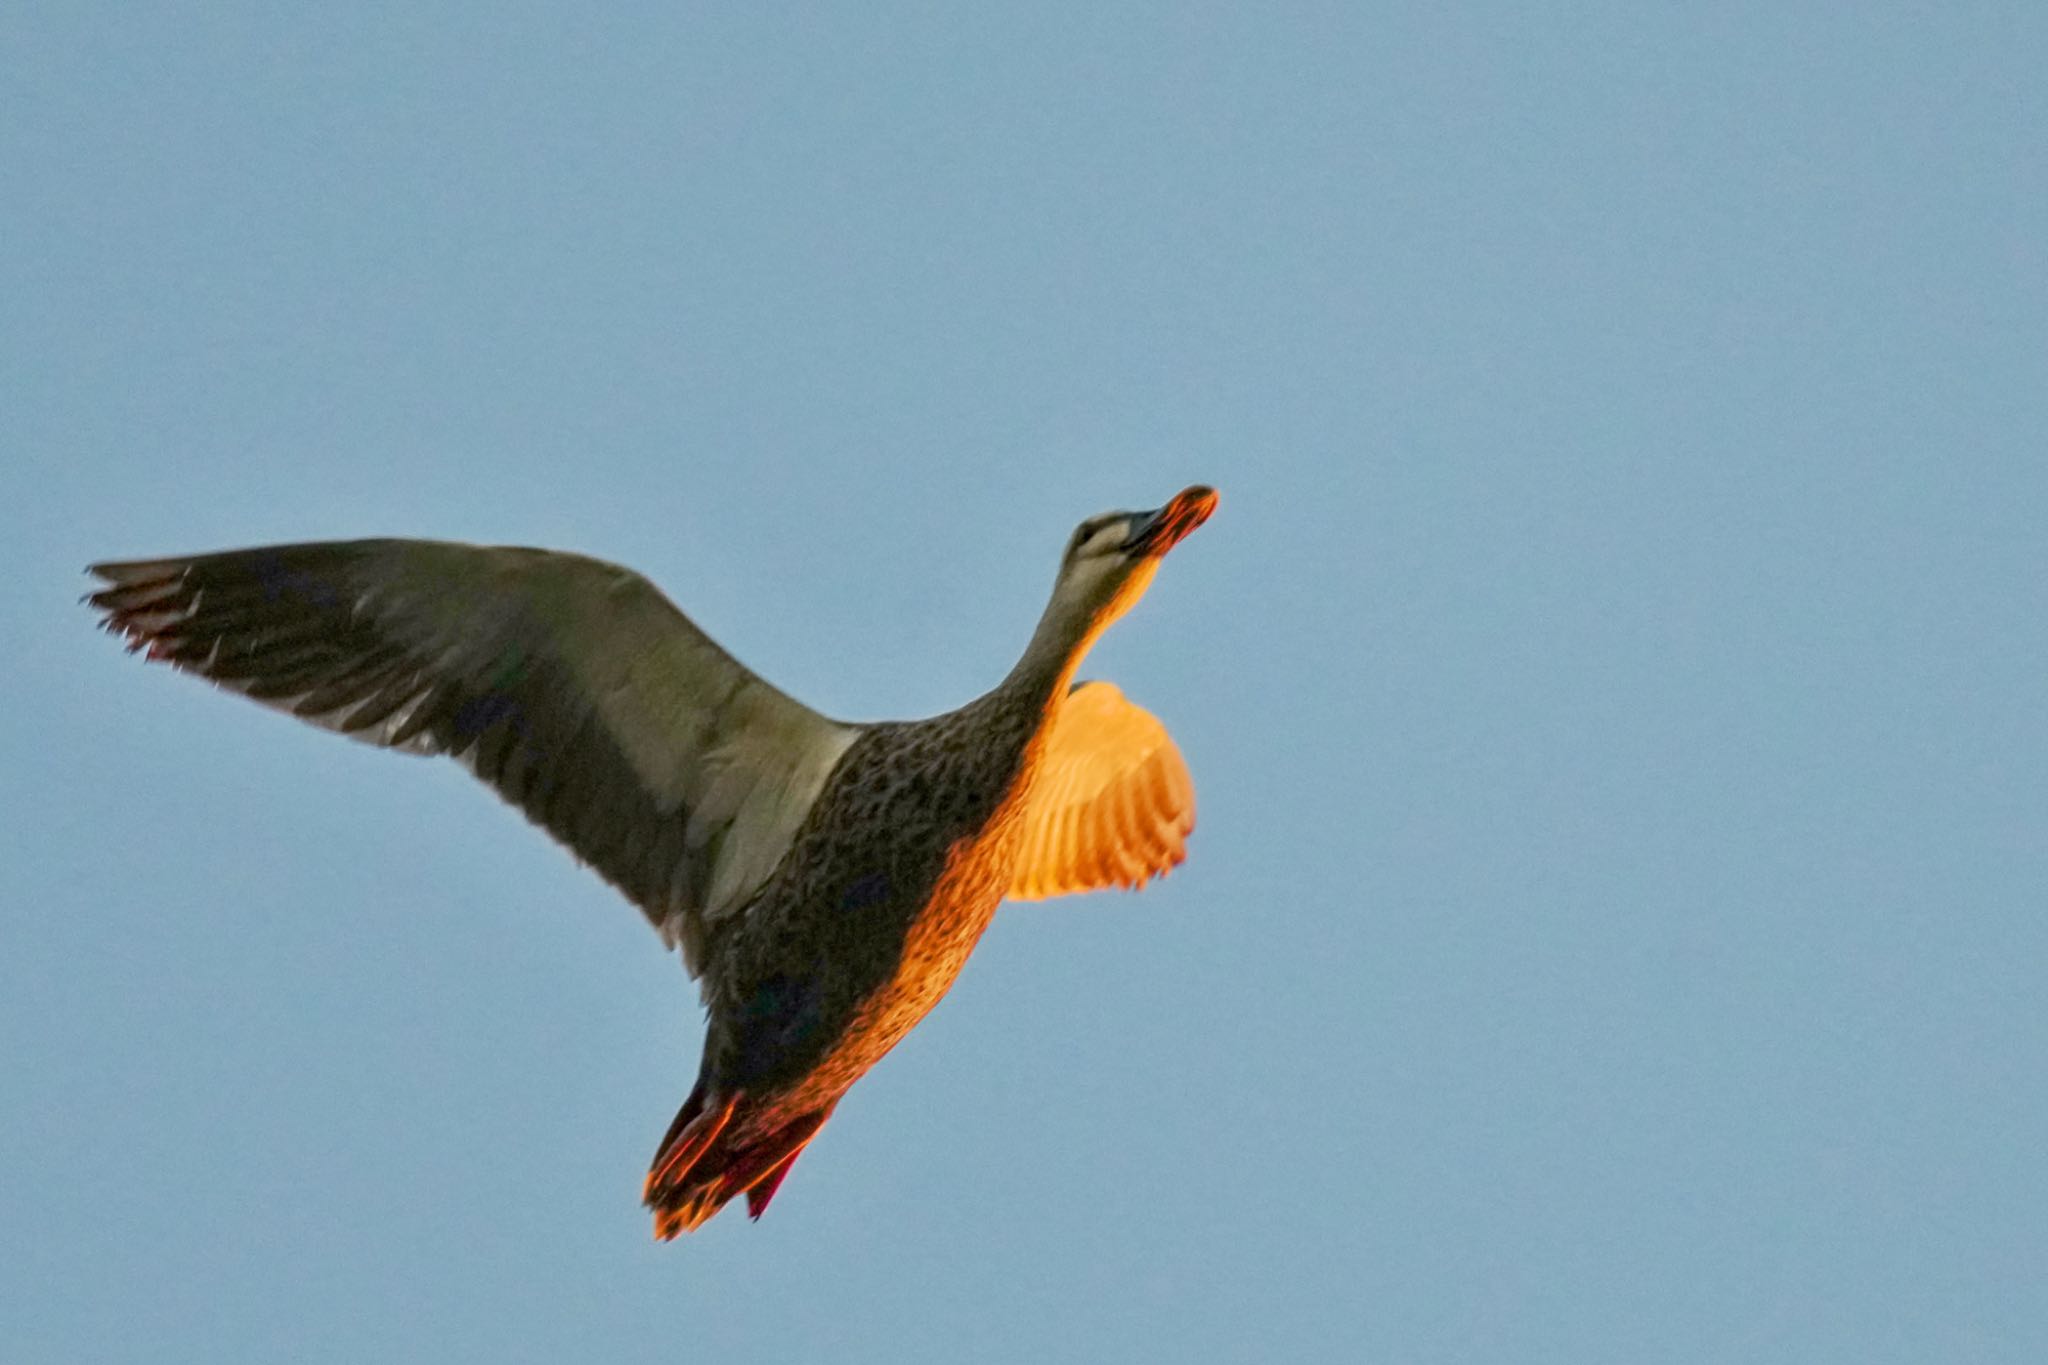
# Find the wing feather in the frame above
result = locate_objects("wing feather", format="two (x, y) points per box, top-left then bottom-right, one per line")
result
(87, 539), (859, 971)
(1006, 680), (1196, 902)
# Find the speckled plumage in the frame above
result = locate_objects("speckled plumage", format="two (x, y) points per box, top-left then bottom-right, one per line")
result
(705, 696), (1046, 1107)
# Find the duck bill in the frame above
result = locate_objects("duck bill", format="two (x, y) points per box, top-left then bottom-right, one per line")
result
(1123, 485), (1219, 556)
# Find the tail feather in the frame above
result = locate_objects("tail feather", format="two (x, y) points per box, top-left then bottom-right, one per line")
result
(644, 1090), (833, 1237)
(643, 1089), (739, 1204)
(744, 1146), (805, 1220)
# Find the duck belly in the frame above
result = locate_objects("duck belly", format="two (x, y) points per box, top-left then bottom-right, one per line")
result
(794, 821), (1022, 1104)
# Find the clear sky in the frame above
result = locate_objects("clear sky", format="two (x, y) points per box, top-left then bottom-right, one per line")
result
(5, 4), (2045, 1362)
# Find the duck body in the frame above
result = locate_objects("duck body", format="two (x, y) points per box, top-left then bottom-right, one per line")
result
(88, 486), (1215, 1236)
(651, 699), (1052, 1229)
(707, 698), (1047, 1106)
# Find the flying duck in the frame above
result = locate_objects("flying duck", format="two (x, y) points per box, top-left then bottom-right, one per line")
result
(87, 484), (1217, 1235)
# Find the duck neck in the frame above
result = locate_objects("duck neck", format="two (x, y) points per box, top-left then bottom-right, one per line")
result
(992, 588), (1100, 721)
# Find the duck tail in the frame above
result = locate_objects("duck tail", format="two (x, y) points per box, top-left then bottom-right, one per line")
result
(643, 1088), (832, 1238)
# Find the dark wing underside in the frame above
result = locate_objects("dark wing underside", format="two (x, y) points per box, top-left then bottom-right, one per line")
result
(87, 539), (857, 967)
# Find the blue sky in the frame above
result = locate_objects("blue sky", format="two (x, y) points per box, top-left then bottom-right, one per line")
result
(5, 4), (2045, 1361)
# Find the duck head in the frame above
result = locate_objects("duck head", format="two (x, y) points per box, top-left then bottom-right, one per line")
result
(1015, 485), (1217, 692)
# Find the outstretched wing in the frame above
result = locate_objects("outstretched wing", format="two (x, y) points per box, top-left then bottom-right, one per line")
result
(87, 539), (859, 971)
(1006, 680), (1195, 901)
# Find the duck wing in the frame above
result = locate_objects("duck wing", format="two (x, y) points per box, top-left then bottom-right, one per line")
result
(87, 539), (858, 971)
(1006, 679), (1195, 901)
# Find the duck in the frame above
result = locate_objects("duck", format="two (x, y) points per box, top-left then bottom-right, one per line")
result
(86, 484), (1217, 1235)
